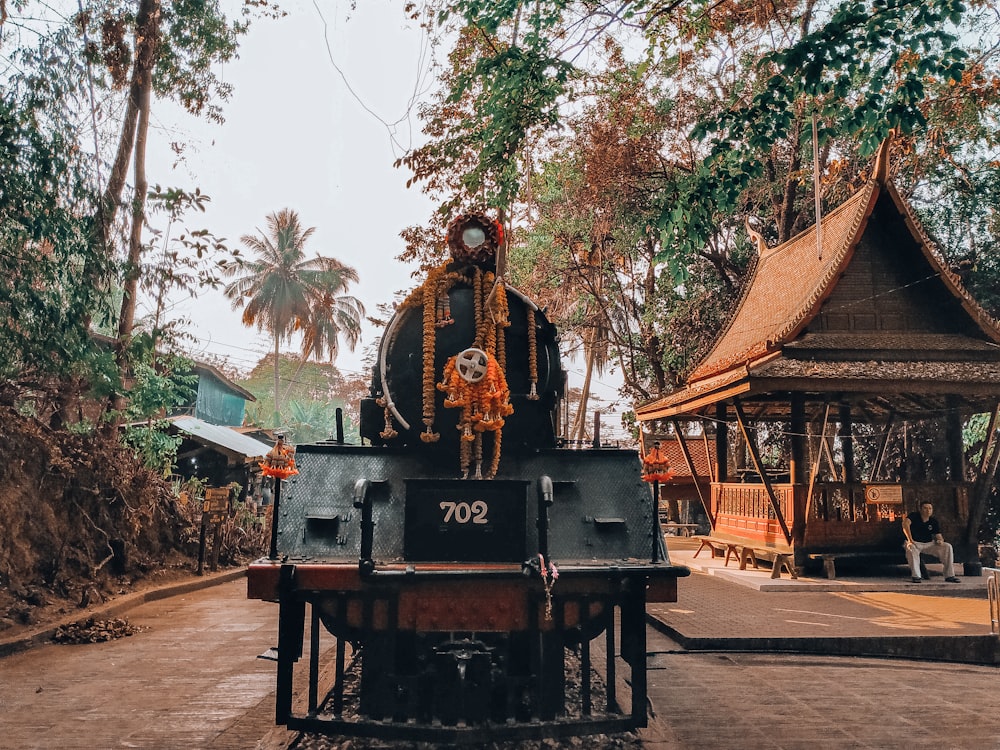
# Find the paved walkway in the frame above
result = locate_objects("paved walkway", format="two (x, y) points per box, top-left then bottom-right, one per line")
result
(0, 548), (998, 749)
(0, 575), (297, 750)
(651, 538), (999, 663)
(641, 631), (1000, 749)
(636, 539), (1000, 749)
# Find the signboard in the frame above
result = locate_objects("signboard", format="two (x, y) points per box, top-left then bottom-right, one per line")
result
(864, 484), (903, 504)
(198, 487), (231, 575)
(202, 487), (231, 524)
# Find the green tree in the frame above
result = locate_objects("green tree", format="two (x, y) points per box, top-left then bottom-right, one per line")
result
(2, 0), (258, 421)
(402, 0), (1000, 408)
(224, 209), (363, 423)
(0, 58), (114, 418)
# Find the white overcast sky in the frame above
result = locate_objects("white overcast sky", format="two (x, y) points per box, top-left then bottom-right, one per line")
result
(149, 0), (432, 379)
(145, 0), (628, 426)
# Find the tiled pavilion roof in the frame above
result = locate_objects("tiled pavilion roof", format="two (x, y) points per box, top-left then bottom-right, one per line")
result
(637, 147), (1000, 423)
(640, 432), (716, 481)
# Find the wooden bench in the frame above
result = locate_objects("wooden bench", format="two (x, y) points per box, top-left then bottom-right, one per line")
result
(805, 549), (918, 579)
(693, 535), (797, 579)
(662, 522), (700, 537)
(693, 535), (740, 564)
(745, 546), (798, 580)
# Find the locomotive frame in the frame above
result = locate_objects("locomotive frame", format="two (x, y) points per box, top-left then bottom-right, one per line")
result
(248, 444), (686, 741)
(246, 213), (688, 742)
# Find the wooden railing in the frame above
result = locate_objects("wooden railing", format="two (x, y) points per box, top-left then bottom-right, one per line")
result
(710, 482), (801, 543)
(709, 481), (970, 549)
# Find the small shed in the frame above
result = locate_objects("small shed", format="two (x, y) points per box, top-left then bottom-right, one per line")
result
(636, 142), (1000, 569)
(185, 362), (257, 427)
(170, 416), (273, 492)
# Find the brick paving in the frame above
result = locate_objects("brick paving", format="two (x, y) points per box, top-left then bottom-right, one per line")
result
(0, 575), (297, 750)
(635, 540), (1000, 749)
(641, 628), (1000, 749)
(0, 548), (998, 750)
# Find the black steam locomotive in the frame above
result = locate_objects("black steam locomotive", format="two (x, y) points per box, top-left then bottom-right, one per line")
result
(247, 213), (688, 743)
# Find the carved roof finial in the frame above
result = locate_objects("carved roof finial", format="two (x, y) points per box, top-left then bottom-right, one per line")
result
(744, 216), (768, 254)
(872, 129), (896, 184)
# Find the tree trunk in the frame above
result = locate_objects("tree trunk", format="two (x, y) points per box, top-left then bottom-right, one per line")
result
(273, 333), (282, 425)
(102, 0), (162, 421)
(571, 337), (597, 443)
(115, 49), (154, 360)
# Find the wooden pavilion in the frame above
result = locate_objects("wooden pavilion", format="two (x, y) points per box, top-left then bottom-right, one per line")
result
(636, 143), (1000, 572)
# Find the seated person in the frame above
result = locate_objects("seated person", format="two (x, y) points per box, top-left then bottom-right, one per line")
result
(902, 501), (960, 583)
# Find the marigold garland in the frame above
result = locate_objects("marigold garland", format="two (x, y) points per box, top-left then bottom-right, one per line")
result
(473, 433), (484, 479)
(260, 438), (298, 479)
(526, 307), (539, 400)
(488, 427), (503, 478)
(438, 349), (514, 477)
(420, 265), (442, 443)
(375, 397), (398, 440)
(393, 217), (525, 475)
(473, 267), (484, 346)
(641, 442), (675, 483)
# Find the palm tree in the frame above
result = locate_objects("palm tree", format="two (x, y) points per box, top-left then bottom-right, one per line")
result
(281, 267), (365, 405)
(223, 209), (362, 423)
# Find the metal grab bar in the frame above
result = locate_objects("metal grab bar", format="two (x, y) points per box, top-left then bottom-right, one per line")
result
(987, 567), (1000, 635)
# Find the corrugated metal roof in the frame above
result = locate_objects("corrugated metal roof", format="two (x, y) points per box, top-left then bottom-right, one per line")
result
(171, 417), (272, 459)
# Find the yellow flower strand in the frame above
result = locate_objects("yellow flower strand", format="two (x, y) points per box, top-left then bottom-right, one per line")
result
(473, 267), (484, 347)
(527, 307), (539, 400)
(488, 429), (502, 478)
(375, 397), (398, 440)
(420, 265), (442, 443)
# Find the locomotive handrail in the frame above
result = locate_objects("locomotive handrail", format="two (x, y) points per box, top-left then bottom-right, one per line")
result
(353, 478), (375, 575)
(377, 313), (411, 430)
(537, 475), (554, 559)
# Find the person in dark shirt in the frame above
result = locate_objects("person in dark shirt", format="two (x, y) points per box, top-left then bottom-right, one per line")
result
(902, 501), (960, 583)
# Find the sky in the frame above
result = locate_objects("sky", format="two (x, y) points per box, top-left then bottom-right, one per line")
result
(146, 0), (630, 433)
(149, 0), (433, 381)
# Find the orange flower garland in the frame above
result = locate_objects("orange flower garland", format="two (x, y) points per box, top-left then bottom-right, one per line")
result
(438, 350), (514, 477)
(260, 438), (298, 479)
(376, 397), (398, 440)
(641, 442), (675, 483)
(473, 267), (484, 345)
(390, 215), (521, 476)
(420, 265), (442, 443)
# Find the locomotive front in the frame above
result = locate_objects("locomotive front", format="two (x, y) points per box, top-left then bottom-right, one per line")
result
(247, 213), (688, 743)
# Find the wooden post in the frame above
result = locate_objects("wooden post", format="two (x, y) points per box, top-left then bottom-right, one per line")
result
(733, 399), (792, 544)
(790, 394), (807, 544)
(715, 403), (728, 482)
(839, 402), (855, 485)
(946, 395), (966, 482)
(790, 393), (806, 485)
(268, 477), (282, 560)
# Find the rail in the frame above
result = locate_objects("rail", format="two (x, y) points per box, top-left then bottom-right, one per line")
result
(988, 567), (1000, 636)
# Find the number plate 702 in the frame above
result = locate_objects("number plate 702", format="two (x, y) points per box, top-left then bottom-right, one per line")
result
(439, 500), (489, 524)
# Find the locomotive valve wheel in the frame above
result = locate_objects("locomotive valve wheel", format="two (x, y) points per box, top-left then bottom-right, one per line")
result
(455, 347), (489, 383)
